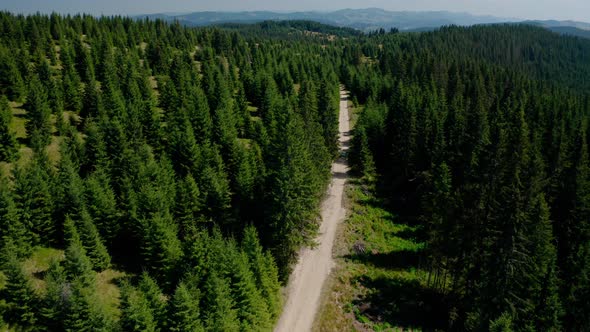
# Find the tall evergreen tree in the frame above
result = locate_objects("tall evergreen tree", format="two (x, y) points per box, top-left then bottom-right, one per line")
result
(0, 244), (38, 328)
(0, 96), (18, 162)
(203, 271), (240, 332)
(14, 160), (55, 246)
(120, 283), (157, 332)
(24, 74), (52, 146)
(76, 211), (111, 271)
(137, 272), (168, 331)
(168, 281), (204, 332)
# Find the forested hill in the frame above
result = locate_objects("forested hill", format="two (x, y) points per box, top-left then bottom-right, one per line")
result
(0, 11), (589, 332)
(0, 12), (341, 331)
(217, 20), (363, 39)
(368, 24), (590, 91)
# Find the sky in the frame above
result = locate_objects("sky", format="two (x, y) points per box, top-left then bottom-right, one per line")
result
(1, 0), (590, 22)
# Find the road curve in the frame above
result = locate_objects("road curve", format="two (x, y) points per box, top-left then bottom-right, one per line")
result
(274, 88), (351, 332)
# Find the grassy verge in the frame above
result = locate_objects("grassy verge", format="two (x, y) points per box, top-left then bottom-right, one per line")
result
(314, 178), (440, 332)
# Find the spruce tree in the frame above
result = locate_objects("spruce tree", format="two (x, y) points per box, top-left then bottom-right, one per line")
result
(203, 271), (240, 332)
(174, 174), (203, 239)
(120, 283), (157, 332)
(0, 47), (26, 101)
(241, 226), (281, 319)
(63, 278), (112, 332)
(63, 217), (95, 287)
(77, 211), (111, 271)
(14, 160), (55, 246)
(38, 260), (67, 331)
(230, 251), (271, 331)
(138, 272), (168, 330)
(168, 281), (204, 332)
(140, 212), (183, 289)
(24, 74), (52, 146)
(0, 177), (31, 259)
(0, 96), (18, 162)
(0, 246), (38, 328)
(84, 173), (119, 247)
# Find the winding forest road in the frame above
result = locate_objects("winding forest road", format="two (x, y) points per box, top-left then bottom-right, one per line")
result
(274, 88), (351, 332)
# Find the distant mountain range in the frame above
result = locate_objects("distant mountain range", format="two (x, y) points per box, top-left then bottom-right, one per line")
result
(524, 20), (590, 39)
(138, 8), (590, 38)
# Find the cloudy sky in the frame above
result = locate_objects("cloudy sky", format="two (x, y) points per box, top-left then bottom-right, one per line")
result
(2, 0), (590, 22)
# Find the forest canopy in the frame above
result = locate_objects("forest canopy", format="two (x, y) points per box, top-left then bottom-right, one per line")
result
(0, 12), (340, 331)
(0, 11), (588, 331)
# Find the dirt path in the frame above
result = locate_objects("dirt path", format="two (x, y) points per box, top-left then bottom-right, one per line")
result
(274, 88), (351, 332)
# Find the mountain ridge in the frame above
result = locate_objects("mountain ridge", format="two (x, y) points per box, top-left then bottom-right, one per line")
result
(137, 8), (590, 38)
(138, 8), (515, 31)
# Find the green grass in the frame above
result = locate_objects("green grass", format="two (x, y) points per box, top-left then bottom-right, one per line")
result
(46, 136), (63, 165)
(22, 247), (65, 293)
(18, 246), (126, 322)
(4, 101), (63, 169)
(10, 117), (26, 139)
(8, 102), (26, 139)
(348, 103), (363, 130)
(97, 269), (127, 321)
(314, 179), (434, 332)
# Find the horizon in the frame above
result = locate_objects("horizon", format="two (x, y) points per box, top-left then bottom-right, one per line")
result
(1, 1), (589, 23)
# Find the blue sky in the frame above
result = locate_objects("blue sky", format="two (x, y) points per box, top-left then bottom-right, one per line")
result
(1, 0), (589, 22)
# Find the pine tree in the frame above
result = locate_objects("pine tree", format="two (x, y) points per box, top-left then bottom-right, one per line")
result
(84, 173), (119, 247)
(230, 250), (272, 331)
(48, 77), (67, 135)
(81, 80), (104, 121)
(174, 174), (203, 239)
(0, 96), (18, 162)
(137, 272), (168, 330)
(63, 278), (112, 332)
(168, 281), (204, 332)
(0, 177), (31, 259)
(63, 217), (95, 287)
(0, 46), (26, 101)
(424, 162), (454, 289)
(140, 212), (183, 289)
(81, 120), (109, 175)
(187, 87), (213, 141)
(77, 211), (111, 271)
(527, 194), (562, 331)
(196, 145), (232, 226)
(53, 149), (86, 223)
(38, 260), (67, 331)
(352, 127), (376, 180)
(203, 271), (240, 332)
(14, 160), (55, 246)
(25, 74), (52, 146)
(0, 246), (38, 328)
(120, 283), (157, 332)
(562, 124), (590, 330)
(267, 109), (319, 274)
(241, 226), (281, 319)
(167, 115), (201, 177)
(62, 55), (83, 113)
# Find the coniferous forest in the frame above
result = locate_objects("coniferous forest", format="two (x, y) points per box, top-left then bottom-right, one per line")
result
(0, 11), (588, 332)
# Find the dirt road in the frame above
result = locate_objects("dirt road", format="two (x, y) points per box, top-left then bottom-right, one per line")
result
(274, 88), (351, 332)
